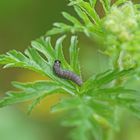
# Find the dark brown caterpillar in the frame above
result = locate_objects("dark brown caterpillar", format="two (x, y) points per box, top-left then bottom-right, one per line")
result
(53, 60), (83, 86)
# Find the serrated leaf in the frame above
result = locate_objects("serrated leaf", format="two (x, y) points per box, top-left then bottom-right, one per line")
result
(77, 1), (101, 25)
(74, 6), (92, 25)
(100, 0), (111, 14)
(84, 68), (134, 92)
(47, 27), (69, 36)
(46, 0), (103, 38)
(27, 93), (47, 115)
(31, 37), (55, 63)
(89, 0), (97, 7)
(62, 12), (82, 26)
(88, 98), (119, 130)
(55, 35), (71, 69)
(51, 97), (81, 112)
(57, 96), (103, 140)
(25, 47), (48, 70)
(128, 103), (140, 119)
(0, 81), (61, 108)
(0, 50), (47, 75)
(0, 36), (83, 95)
(69, 36), (81, 76)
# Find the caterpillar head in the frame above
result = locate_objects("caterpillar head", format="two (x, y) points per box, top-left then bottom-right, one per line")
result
(54, 60), (61, 67)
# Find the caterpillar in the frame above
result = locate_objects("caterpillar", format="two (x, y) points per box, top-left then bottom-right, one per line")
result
(53, 60), (83, 86)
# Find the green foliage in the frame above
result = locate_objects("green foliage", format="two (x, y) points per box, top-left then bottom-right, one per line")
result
(47, 0), (140, 69)
(51, 66), (140, 139)
(0, 0), (140, 140)
(103, 1), (140, 68)
(52, 97), (103, 140)
(0, 36), (82, 95)
(47, 0), (103, 40)
(0, 81), (61, 110)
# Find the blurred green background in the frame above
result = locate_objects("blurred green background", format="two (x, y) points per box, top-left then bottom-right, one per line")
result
(0, 0), (140, 140)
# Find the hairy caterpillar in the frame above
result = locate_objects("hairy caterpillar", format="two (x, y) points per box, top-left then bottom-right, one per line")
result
(53, 60), (83, 86)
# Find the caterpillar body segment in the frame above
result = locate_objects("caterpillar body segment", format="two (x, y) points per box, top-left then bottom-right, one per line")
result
(53, 60), (83, 86)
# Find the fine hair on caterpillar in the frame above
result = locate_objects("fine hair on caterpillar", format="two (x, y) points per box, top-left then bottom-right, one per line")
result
(53, 60), (83, 86)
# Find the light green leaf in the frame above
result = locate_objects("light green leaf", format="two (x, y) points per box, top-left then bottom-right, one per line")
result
(0, 81), (61, 108)
(84, 68), (134, 92)
(62, 12), (82, 26)
(0, 36), (82, 94)
(51, 97), (81, 112)
(74, 5), (93, 27)
(77, 1), (101, 25)
(100, 0), (111, 14)
(27, 93), (47, 115)
(31, 37), (55, 63)
(55, 96), (103, 140)
(69, 36), (81, 76)
(25, 47), (48, 70)
(88, 98), (119, 130)
(46, 0), (102, 38)
(47, 27), (70, 36)
(127, 103), (140, 119)
(55, 35), (70, 69)
(89, 0), (97, 7)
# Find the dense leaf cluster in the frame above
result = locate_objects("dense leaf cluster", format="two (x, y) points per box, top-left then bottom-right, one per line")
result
(0, 0), (140, 140)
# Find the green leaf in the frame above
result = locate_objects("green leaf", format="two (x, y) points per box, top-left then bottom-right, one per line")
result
(46, 0), (103, 39)
(68, 0), (81, 6)
(0, 80), (61, 108)
(129, 103), (140, 119)
(69, 36), (81, 76)
(88, 98), (119, 130)
(77, 1), (101, 25)
(87, 86), (140, 130)
(47, 27), (71, 36)
(25, 47), (48, 70)
(62, 12), (82, 26)
(100, 0), (111, 14)
(89, 87), (140, 117)
(84, 68), (134, 92)
(31, 37), (55, 63)
(74, 6), (92, 26)
(94, 68), (134, 87)
(89, 0), (97, 7)
(27, 93), (47, 115)
(0, 36), (83, 95)
(55, 35), (71, 69)
(53, 96), (103, 140)
(1, 1), (140, 140)
(51, 97), (81, 112)
(90, 87), (138, 100)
